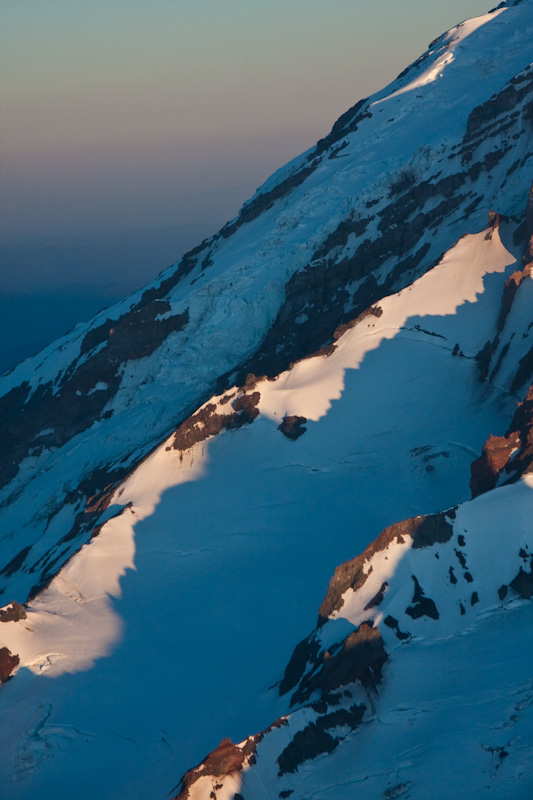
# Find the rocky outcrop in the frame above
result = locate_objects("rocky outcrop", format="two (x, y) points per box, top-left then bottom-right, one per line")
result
(279, 511), (454, 704)
(288, 623), (387, 707)
(471, 382), (533, 496)
(317, 512), (454, 623)
(174, 737), (248, 799)
(476, 179), (533, 386)
(465, 64), (533, 141)
(0, 601), (26, 623)
(276, 703), (365, 776)
(278, 416), (307, 441)
(0, 301), (189, 491)
(173, 718), (288, 800)
(0, 647), (19, 682)
(172, 390), (260, 451)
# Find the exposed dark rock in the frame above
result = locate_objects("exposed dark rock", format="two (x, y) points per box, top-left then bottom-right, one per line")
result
(277, 723), (337, 776)
(510, 345), (533, 394)
(388, 166), (419, 198)
(481, 261), (533, 385)
(410, 514), (455, 549)
(279, 636), (321, 696)
(174, 738), (246, 799)
(383, 614), (412, 641)
(0, 601), (26, 623)
(475, 181), (533, 386)
(4, 468), (131, 602)
(0, 383), (31, 488)
(364, 582), (389, 610)
(395, 629), (411, 641)
(220, 162), (320, 241)
(0, 546), (32, 579)
(498, 584), (509, 600)
(470, 432), (520, 496)
(465, 65), (533, 141)
(287, 624), (387, 707)
(315, 99), (371, 157)
(0, 647), (19, 682)
(1, 55), (531, 623)
(476, 339), (499, 383)
(279, 416), (308, 441)
(317, 511), (453, 622)
(510, 567), (533, 599)
(332, 304), (383, 342)
(232, 392), (261, 418)
(140, 237), (214, 302)
(172, 391), (260, 452)
(317, 625), (386, 693)
(172, 719), (288, 799)
(471, 382), (533, 496)
(277, 703), (365, 776)
(313, 212), (372, 260)
(0, 301), (189, 491)
(328, 141), (349, 159)
(405, 576), (439, 620)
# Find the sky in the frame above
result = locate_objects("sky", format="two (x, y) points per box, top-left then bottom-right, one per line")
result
(0, 0), (493, 371)
(1, 0), (493, 240)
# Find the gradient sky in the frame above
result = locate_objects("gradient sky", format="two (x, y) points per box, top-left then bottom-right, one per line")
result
(1, 0), (492, 240)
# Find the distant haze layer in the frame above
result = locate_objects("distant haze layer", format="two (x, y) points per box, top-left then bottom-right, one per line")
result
(0, 0), (492, 372)
(2, 0), (492, 241)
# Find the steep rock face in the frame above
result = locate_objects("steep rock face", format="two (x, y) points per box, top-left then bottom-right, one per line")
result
(475, 183), (533, 389)
(471, 381), (533, 495)
(0, 648), (19, 683)
(0, 302), (189, 490)
(1, 0), (532, 605)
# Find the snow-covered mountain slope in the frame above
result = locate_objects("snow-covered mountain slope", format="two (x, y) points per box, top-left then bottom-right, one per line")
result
(173, 477), (533, 800)
(0, 212), (531, 798)
(1, 0), (533, 606)
(172, 468), (533, 800)
(0, 2), (533, 799)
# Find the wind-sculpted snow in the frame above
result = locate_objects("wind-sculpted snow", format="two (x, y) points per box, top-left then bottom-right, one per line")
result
(1, 0), (532, 606)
